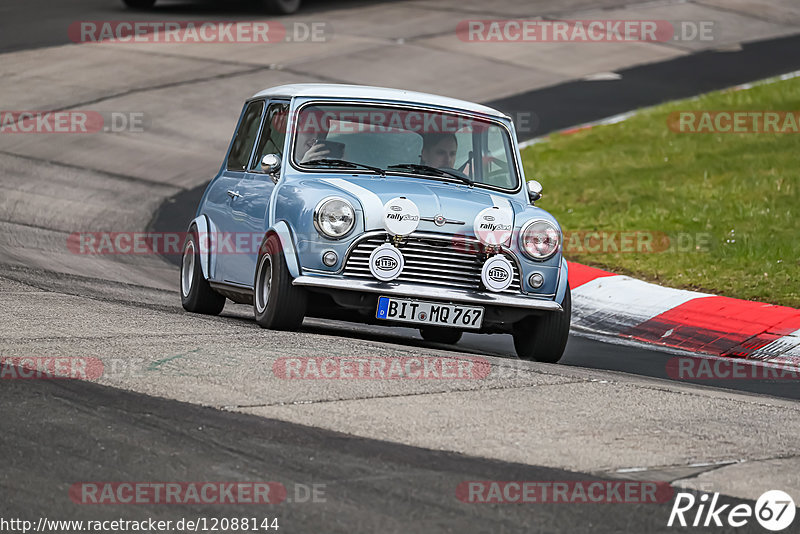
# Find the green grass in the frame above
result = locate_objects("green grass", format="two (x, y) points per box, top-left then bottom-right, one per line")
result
(522, 75), (800, 307)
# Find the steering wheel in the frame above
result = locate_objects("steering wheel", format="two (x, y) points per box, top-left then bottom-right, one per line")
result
(456, 151), (473, 174)
(483, 155), (509, 171)
(441, 166), (471, 179)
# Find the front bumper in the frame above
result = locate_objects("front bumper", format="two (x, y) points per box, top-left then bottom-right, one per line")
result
(292, 276), (563, 311)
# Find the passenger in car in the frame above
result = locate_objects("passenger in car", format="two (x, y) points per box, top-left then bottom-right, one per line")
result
(295, 107), (334, 163)
(297, 135), (332, 162)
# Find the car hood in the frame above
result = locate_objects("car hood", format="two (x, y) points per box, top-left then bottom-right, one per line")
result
(304, 175), (522, 234)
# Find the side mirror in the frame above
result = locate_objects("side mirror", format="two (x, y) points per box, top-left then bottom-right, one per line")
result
(527, 180), (543, 203)
(261, 154), (281, 182)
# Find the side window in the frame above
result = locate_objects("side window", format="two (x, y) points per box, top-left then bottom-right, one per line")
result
(252, 101), (290, 170)
(226, 101), (264, 171)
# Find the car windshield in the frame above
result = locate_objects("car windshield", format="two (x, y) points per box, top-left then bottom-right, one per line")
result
(291, 103), (519, 190)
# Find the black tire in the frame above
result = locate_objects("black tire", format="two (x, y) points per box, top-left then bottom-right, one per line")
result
(253, 234), (307, 330)
(180, 228), (226, 315)
(513, 285), (571, 363)
(420, 326), (463, 345)
(122, 0), (157, 9)
(261, 0), (301, 14)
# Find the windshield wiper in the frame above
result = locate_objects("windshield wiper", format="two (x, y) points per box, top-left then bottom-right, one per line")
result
(304, 158), (385, 175)
(387, 164), (473, 186)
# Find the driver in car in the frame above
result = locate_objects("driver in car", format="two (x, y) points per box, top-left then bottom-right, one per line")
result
(420, 132), (458, 169)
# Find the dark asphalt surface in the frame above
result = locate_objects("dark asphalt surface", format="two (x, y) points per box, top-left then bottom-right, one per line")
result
(0, 0), (390, 53)
(487, 34), (800, 136)
(3, 4), (799, 531)
(1, 370), (766, 534)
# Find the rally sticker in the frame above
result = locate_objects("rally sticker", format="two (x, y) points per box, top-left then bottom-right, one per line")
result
(474, 206), (513, 246)
(383, 197), (420, 236)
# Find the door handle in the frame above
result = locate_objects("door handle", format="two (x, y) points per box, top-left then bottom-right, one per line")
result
(226, 190), (241, 200)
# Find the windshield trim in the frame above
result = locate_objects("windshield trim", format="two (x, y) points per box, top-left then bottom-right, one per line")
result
(287, 99), (522, 194)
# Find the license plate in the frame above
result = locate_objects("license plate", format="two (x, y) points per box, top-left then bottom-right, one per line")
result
(376, 297), (484, 329)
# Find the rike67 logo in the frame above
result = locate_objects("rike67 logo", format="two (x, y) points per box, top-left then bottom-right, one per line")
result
(668, 490), (795, 531)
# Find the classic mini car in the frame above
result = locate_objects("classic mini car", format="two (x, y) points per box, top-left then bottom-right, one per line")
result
(180, 84), (571, 362)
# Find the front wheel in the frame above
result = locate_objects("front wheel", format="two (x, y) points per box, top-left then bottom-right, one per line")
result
(254, 234), (307, 330)
(420, 326), (463, 345)
(122, 0), (157, 9)
(513, 285), (571, 363)
(180, 229), (226, 315)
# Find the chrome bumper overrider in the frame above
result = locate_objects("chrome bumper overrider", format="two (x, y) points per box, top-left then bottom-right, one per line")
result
(292, 276), (563, 311)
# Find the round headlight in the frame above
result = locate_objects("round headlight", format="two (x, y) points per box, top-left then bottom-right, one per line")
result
(315, 197), (355, 239)
(520, 220), (560, 260)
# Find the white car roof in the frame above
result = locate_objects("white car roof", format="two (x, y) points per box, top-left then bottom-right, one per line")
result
(251, 84), (508, 119)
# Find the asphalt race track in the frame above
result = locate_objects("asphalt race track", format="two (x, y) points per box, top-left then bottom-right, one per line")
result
(1, 1), (799, 532)
(0, 373), (763, 533)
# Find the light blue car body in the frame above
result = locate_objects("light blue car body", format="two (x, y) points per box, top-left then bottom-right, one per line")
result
(189, 84), (568, 322)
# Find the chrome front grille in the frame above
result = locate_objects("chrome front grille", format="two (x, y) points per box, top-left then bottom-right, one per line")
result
(343, 233), (522, 294)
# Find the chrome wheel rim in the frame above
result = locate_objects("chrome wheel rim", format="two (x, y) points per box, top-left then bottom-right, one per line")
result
(181, 239), (195, 297)
(255, 254), (272, 313)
